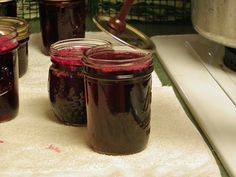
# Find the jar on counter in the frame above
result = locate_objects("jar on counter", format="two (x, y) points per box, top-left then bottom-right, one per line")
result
(0, 25), (19, 122)
(49, 38), (111, 126)
(0, 16), (30, 77)
(0, 0), (16, 17)
(82, 46), (154, 155)
(39, 0), (86, 55)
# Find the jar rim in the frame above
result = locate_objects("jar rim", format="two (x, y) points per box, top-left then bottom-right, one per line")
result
(83, 45), (153, 69)
(0, 0), (15, 2)
(0, 25), (17, 36)
(50, 38), (111, 52)
(50, 38), (112, 66)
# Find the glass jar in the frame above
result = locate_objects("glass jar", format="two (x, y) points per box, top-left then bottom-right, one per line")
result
(39, 0), (86, 55)
(49, 38), (111, 126)
(82, 46), (154, 155)
(0, 25), (19, 122)
(0, 16), (30, 77)
(0, 0), (16, 17)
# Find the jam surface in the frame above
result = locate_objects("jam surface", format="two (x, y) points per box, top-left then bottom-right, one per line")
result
(39, 0), (85, 54)
(49, 47), (86, 125)
(0, 35), (18, 53)
(84, 51), (153, 154)
(85, 51), (152, 76)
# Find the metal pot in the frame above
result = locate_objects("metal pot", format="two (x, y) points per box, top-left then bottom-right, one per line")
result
(191, 0), (236, 48)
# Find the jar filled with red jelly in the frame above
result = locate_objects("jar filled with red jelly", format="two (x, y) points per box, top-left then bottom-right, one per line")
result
(49, 38), (111, 126)
(39, 0), (85, 55)
(82, 46), (154, 155)
(0, 0), (17, 17)
(0, 25), (19, 122)
(0, 17), (30, 77)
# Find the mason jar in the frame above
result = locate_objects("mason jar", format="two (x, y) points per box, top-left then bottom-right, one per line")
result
(0, 0), (16, 17)
(0, 16), (30, 77)
(82, 46), (154, 155)
(39, 0), (86, 55)
(49, 38), (111, 126)
(0, 25), (19, 122)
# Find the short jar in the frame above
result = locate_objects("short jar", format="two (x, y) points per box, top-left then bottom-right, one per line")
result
(82, 46), (154, 155)
(49, 38), (111, 126)
(0, 0), (16, 17)
(0, 16), (30, 77)
(39, 0), (86, 55)
(0, 25), (19, 122)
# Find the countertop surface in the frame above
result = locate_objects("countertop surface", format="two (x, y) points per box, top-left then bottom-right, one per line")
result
(152, 34), (233, 177)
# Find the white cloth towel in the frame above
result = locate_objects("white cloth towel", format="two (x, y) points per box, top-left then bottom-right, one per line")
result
(0, 32), (221, 177)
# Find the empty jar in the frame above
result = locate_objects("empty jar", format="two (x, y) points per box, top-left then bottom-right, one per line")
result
(0, 25), (19, 122)
(0, 0), (17, 17)
(82, 46), (154, 155)
(39, 0), (86, 55)
(0, 16), (30, 77)
(49, 38), (111, 126)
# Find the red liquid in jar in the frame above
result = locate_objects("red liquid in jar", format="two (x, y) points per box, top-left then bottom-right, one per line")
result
(0, 36), (19, 122)
(39, 0), (85, 54)
(49, 47), (87, 125)
(84, 51), (153, 154)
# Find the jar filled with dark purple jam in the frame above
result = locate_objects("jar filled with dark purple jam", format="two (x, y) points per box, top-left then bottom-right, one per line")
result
(0, 25), (19, 122)
(82, 46), (154, 155)
(0, 0), (17, 17)
(39, 0), (85, 55)
(0, 16), (30, 77)
(49, 38), (111, 126)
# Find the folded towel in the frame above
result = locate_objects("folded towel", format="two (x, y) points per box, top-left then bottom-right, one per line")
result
(0, 33), (220, 177)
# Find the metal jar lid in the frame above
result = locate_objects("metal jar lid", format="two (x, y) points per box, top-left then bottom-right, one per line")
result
(93, 15), (154, 50)
(0, 0), (15, 3)
(0, 25), (17, 38)
(0, 16), (29, 41)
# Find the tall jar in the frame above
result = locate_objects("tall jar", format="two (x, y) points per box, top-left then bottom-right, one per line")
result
(0, 0), (16, 17)
(0, 25), (19, 122)
(49, 38), (111, 126)
(39, 0), (86, 55)
(0, 17), (30, 77)
(82, 46), (154, 155)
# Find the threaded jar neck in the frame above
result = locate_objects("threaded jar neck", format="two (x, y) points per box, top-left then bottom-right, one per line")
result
(83, 46), (153, 80)
(50, 38), (111, 67)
